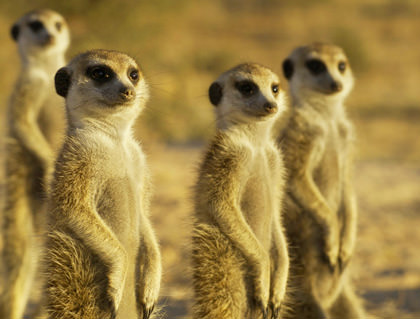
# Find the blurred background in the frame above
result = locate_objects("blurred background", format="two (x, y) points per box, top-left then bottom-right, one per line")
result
(0, 0), (419, 318)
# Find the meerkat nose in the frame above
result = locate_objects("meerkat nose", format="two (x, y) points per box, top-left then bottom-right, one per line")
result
(119, 86), (135, 101)
(45, 33), (54, 43)
(330, 81), (343, 92)
(264, 102), (277, 114)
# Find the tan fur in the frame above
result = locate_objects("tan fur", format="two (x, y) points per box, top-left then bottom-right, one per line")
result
(192, 63), (289, 319)
(42, 50), (161, 319)
(278, 43), (365, 318)
(0, 9), (69, 319)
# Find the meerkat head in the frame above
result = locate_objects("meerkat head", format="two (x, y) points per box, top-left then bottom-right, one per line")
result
(209, 63), (285, 129)
(11, 9), (70, 59)
(55, 50), (149, 126)
(282, 43), (354, 104)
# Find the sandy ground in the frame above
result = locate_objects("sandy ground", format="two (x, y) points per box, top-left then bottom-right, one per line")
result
(146, 144), (420, 319)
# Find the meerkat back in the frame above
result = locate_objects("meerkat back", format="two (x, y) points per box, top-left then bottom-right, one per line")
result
(192, 63), (289, 319)
(0, 9), (70, 319)
(279, 43), (365, 319)
(43, 49), (161, 319)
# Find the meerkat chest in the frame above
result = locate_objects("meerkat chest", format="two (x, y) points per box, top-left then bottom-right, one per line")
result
(98, 141), (145, 244)
(240, 149), (276, 244)
(314, 121), (347, 209)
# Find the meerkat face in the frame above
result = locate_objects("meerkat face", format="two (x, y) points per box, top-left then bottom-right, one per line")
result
(209, 63), (285, 127)
(55, 50), (149, 123)
(282, 43), (354, 101)
(11, 9), (70, 57)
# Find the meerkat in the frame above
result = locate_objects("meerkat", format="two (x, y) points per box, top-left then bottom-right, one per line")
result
(192, 63), (290, 319)
(41, 49), (161, 319)
(0, 9), (70, 319)
(278, 42), (365, 319)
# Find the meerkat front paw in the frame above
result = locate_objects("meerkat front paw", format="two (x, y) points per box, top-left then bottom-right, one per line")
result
(252, 257), (270, 317)
(268, 272), (286, 319)
(138, 263), (161, 319)
(107, 257), (128, 313)
(321, 222), (340, 272)
(138, 284), (159, 319)
(268, 287), (285, 319)
(338, 244), (353, 272)
(338, 229), (356, 273)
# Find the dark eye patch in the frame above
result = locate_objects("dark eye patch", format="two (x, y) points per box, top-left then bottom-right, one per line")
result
(235, 80), (258, 97)
(338, 61), (346, 73)
(305, 59), (327, 75)
(28, 20), (44, 33)
(86, 65), (115, 83)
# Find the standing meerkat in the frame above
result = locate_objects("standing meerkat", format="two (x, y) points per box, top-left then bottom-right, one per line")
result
(42, 49), (161, 319)
(192, 63), (289, 319)
(278, 43), (365, 318)
(0, 9), (69, 319)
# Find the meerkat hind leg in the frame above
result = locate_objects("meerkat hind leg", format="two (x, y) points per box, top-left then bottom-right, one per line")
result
(45, 231), (116, 319)
(192, 224), (250, 319)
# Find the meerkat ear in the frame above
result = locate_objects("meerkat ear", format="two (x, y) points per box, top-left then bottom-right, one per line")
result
(209, 82), (223, 106)
(55, 67), (71, 98)
(11, 24), (19, 41)
(282, 59), (294, 80)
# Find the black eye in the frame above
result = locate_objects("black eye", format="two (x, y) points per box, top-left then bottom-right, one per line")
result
(272, 84), (279, 94)
(338, 61), (346, 73)
(87, 66), (113, 83)
(55, 22), (62, 31)
(28, 20), (44, 33)
(235, 80), (258, 97)
(129, 69), (139, 82)
(305, 59), (327, 75)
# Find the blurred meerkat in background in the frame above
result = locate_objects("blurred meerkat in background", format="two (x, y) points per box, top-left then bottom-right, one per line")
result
(0, 9), (69, 319)
(192, 63), (289, 319)
(278, 42), (365, 319)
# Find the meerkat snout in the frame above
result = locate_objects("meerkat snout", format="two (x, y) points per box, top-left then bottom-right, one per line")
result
(118, 85), (135, 102)
(330, 80), (342, 92)
(264, 101), (277, 113)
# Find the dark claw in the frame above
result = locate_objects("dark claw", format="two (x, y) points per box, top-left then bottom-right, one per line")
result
(320, 252), (335, 273)
(261, 305), (268, 319)
(269, 302), (281, 319)
(338, 256), (350, 273)
(143, 304), (155, 319)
